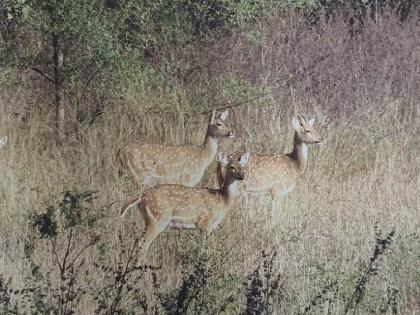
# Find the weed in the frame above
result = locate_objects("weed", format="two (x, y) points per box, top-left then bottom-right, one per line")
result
(243, 250), (283, 315)
(93, 228), (159, 315)
(344, 226), (396, 314)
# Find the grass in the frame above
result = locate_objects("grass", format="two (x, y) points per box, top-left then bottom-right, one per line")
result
(1, 89), (418, 313)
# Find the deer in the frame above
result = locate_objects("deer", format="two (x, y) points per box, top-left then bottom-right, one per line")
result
(0, 136), (7, 150)
(217, 115), (322, 212)
(116, 110), (234, 187)
(119, 152), (250, 254)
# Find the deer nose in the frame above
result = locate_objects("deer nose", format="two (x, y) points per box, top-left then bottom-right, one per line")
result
(228, 131), (235, 138)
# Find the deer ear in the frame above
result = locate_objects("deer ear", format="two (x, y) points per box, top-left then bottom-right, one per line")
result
(239, 152), (250, 166)
(308, 118), (315, 127)
(219, 110), (229, 121)
(292, 117), (300, 130)
(208, 110), (216, 124)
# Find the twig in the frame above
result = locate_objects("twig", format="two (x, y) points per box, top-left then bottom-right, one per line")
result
(61, 228), (75, 279)
(344, 227), (395, 314)
(28, 67), (56, 84)
(108, 237), (140, 314)
(65, 237), (99, 272)
(201, 92), (269, 114)
(51, 239), (63, 271)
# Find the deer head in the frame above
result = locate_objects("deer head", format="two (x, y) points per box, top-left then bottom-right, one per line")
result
(217, 151), (249, 187)
(207, 109), (235, 139)
(292, 115), (322, 144)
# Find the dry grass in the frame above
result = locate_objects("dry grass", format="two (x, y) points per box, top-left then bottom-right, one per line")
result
(1, 8), (420, 315)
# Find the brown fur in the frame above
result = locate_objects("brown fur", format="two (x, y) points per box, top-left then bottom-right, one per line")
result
(120, 152), (250, 255)
(218, 115), (322, 211)
(116, 110), (234, 187)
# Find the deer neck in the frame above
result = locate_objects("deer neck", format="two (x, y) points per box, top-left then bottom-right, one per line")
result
(220, 177), (237, 205)
(289, 133), (308, 175)
(203, 131), (218, 163)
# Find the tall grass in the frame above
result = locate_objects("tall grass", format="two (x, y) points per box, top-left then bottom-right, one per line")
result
(0, 8), (419, 314)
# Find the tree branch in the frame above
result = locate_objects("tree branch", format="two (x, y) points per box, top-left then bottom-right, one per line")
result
(201, 92), (269, 115)
(28, 67), (56, 84)
(65, 236), (99, 272)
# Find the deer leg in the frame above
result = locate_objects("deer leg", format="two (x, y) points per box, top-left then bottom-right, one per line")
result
(140, 202), (171, 262)
(145, 220), (170, 251)
(141, 224), (158, 255)
(139, 217), (170, 259)
(197, 225), (214, 249)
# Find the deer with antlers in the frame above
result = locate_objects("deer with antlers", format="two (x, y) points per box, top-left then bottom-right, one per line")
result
(120, 152), (250, 254)
(116, 110), (234, 187)
(217, 115), (322, 212)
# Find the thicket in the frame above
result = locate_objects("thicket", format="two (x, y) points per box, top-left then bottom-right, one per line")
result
(1, 0), (419, 141)
(0, 190), (397, 314)
(0, 0), (419, 314)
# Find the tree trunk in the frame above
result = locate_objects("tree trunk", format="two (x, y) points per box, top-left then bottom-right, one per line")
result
(53, 34), (65, 143)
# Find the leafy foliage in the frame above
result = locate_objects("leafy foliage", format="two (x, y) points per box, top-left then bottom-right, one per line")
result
(31, 190), (101, 238)
(22, 190), (103, 314)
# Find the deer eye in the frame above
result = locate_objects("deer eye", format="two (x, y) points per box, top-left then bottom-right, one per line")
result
(216, 122), (222, 126)
(230, 166), (235, 170)
(305, 130), (311, 133)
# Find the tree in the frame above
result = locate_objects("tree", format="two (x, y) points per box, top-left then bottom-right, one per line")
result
(0, 0), (278, 143)
(0, 0), (127, 142)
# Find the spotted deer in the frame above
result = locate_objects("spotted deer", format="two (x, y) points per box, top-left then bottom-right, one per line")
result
(120, 152), (250, 254)
(217, 115), (322, 211)
(0, 136), (7, 150)
(116, 110), (234, 187)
